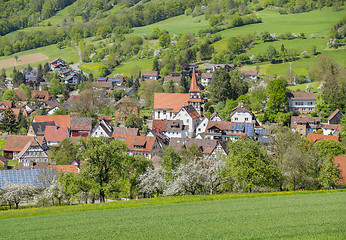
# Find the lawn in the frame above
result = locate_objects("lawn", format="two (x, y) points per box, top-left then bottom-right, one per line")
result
(112, 58), (154, 77)
(0, 45), (79, 75)
(0, 191), (344, 239)
(287, 81), (322, 93)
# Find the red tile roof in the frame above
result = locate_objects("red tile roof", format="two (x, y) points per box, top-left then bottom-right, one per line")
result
(44, 126), (68, 142)
(307, 134), (339, 142)
(201, 73), (213, 79)
(124, 135), (156, 152)
(154, 93), (190, 113)
(0, 101), (12, 109)
(112, 127), (139, 138)
(189, 68), (200, 93)
(4, 135), (36, 152)
(288, 92), (316, 100)
(71, 117), (92, 131)
(12, 108), (27, 117)
(291, 116), (320, 128)
(142, 71), (158, 77)
(164, 76), (181, 82)
(334, 156), (346, 184)
(240, 70), (258, 76)
(99, 115), (112, 121)
(322, 124), (342, 130)
(13, 89), (53, 102)
(48, 165), (79, 174)
(34, 115), (71, 128)
(152, 120), (167, 132)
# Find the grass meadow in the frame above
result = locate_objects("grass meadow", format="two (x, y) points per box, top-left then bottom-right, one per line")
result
(0, 190), (345, 239)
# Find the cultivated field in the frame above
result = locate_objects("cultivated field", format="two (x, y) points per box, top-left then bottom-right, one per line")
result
(1, 191), (344, 239)
(0, 53), (49, 69)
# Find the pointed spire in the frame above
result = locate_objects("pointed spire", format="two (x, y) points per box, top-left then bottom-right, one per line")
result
(189, 68), (200, 93)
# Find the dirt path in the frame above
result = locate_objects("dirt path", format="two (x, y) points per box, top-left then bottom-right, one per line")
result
(70, 43), (88, 78)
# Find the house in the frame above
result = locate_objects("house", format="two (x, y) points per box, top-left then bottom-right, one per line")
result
(204, 64), (234, 73)
(34, 115), (71, 129)
(204, 121), (254, 141)
(333, 156), (346, 185)
(169, 138), (228, 160)
(92, 82), (113, 90)
(230, 102), (255, 123)
(0, 169), (57, 189)
(27, 121), (56, 136)
(124, 135), (160, 159)
(70, 117), (92, 137)
(112, 127), (140, 139)
(288, 92), (316, 114)
(291, 116), (320, 135)
(17, 138), (49, 163)
(49, 58), (66, 71)
(210, 112), (224, 122)
(201, 73), (213, 87)
(17, 161), (50, 170)
(114, 96), (140, 125)
(146, 129), (170, 147)
(64, 72), (80, 85)
(196, 117), (209, 138)
(328, 109), (343, 125)
(44, 126), (69, 146)
(25, 103), (38, 114)
(99, 115), (112, 122)
(173, 105), (201, 137)
(142, 71), (159, 80)
(240, 70), (258, 80)
(42, 100), (62, 115)
(13, 89), (54, 102)
(321, 124), (342, 136)
(91, 119), (113, 138)
(48, 165), (79, 174)
(0, 101), (13, 110)
(108, 77), (124, 86)
(3, 135), (47, 159)
(307, 134), (339, 142)
(152, 119), (188, 138)
(0, 156), (8, 169)
(153, 68), (202, 118)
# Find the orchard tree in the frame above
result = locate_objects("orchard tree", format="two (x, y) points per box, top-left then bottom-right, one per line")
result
(48, 138), (78, 165)
(2, 183), (36, 209)
(159, 32), (171, 48)
(138, 167), (167, 197)
(1, 89), (19, 101)
(266, 79), (288, 111)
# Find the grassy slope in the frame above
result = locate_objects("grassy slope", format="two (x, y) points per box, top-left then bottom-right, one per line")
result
(0, 191), (344, 239)
(0, 45), (79, 74)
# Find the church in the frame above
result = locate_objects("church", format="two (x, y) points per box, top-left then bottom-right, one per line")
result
(153, 68), (201, 120)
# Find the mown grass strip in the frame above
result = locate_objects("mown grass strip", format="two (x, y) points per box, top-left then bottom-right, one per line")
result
(1, 189), (344, 220)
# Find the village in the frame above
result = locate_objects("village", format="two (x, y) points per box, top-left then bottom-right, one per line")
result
(0, 57), (345, 194)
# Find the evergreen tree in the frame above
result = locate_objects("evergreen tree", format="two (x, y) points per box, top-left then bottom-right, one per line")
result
(0, 108), (18, 134)
(127, 76), (134, 88)
(17, 109), (27, 130)
(179, 75), (188, 93)
(209, 68), (232, 103)
(152, 58), (160, 72)
(134, 78), (140, 92)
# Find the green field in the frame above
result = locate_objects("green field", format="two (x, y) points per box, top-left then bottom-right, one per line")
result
(1, 191), (344, 239)
(0, 44), (79, 75)
(287, 81), (322, 93)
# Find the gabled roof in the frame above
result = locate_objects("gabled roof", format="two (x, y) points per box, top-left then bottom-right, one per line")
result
(71, 117), (92, 131)
(201, 73), (213, 79)
(240, 70), (258, 76)
(14, 89), (53, 102)
(125, 135), (157, 152)
(48, 165), (79, 174)
(0, 155), (8, 165)
(230, 102), (251, 117)
(322, 124), (342, 130)
(189, 68), (200, 93)
(99, 115), (112, 121)
(152, 120), (167, 132)
(92, 82), (113, 89)
(12, 108), (27, 117)
(154, 93), (190, 113)
(44, 100), (61, 108)
(180, 105), (200, 119)
(142, 71), (158, 77)
(17, 138), (45, 159)
(4, 135), (35, 152)
(205, 121), (234, 132)
(169, 138), (220, 155)
(166, 120), (185, 132)
(328, 109), (343, 121)
(164, 76), (181, 82)
(291, 116), (320, 128)
(44, 126), (68, 142)
(307, 134), (339, 142)
(17, 161), (49, 170)
(288, 92), (316, 100)
(31, 121), (56, 136)
(92, 121), (113, 137)
(0, 101), (12, 109)
(34, 115), (71, 128)
(112, 127), (139, 138)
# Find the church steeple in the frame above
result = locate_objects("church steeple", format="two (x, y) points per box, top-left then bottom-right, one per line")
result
(188, 68), (201, 115)
(189, 68), (201, 93)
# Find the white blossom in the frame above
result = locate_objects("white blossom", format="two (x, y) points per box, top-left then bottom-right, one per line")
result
(138, 167), (167, 197)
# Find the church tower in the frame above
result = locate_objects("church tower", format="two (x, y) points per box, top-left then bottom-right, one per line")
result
(188, 68), (201, 115)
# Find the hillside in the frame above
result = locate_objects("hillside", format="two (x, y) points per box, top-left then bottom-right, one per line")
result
(1, 191), (345, 239)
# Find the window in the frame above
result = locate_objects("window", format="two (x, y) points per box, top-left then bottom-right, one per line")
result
(309, 108), (313, 111)
(302, 108), (306, 111)
(187, 119), (189, 123)
(245, 118), (248, 121)
(235, 117), (238, 121)
(163, 110), (166, 115)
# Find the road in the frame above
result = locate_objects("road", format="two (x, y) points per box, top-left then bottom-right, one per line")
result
(70, 42), (89, 78)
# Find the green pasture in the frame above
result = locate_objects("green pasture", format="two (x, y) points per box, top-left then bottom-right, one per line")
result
(0, 191), (344, 239)
(0, 45), (79, 75)
(220, 7), (346, 39)
(112, 58), (154, 77)
(131, 14), (210, 36)
(287, 81), (322, 93)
